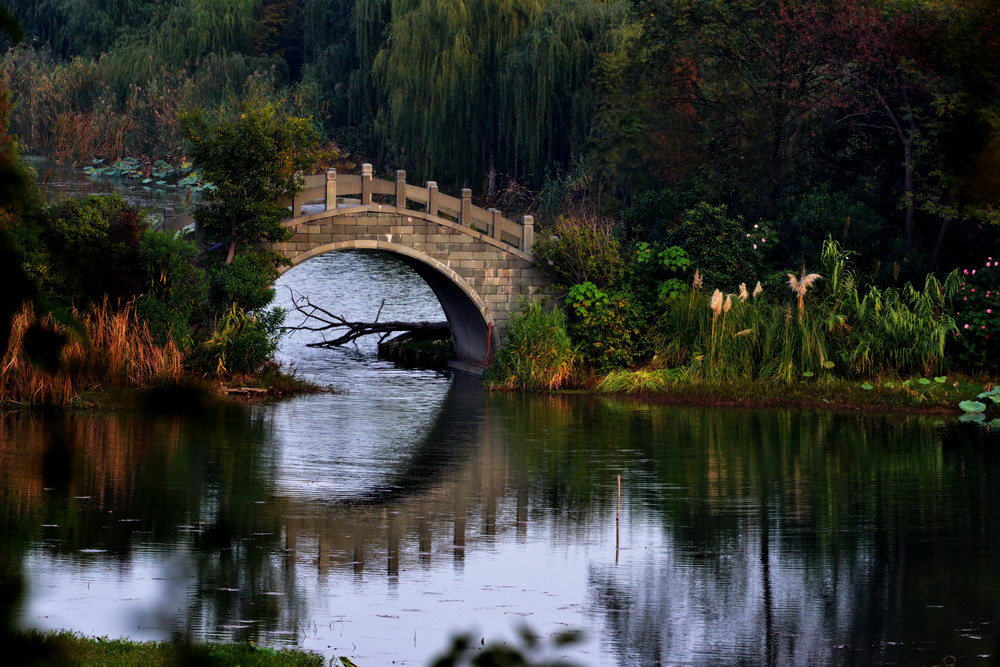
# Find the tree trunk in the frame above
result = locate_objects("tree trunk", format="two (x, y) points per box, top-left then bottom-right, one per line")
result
(928, 215), (951, 272)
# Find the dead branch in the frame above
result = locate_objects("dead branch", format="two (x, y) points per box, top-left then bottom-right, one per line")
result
(282, 287), (450, 348)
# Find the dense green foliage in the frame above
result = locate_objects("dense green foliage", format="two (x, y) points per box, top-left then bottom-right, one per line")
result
(952, 257), (1000, 373)
(180, 102), (318, 262)
(564, 281), (640, 370)
(180, 104), (319, 375)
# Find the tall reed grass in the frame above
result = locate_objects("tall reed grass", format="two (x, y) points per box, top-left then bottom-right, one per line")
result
(0, 300), (184, 405)
(654, 240), (959, 382)
(484, 302), (576, 390)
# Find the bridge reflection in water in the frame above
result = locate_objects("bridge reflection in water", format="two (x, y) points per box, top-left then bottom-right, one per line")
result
(3, 385), (1000, 665)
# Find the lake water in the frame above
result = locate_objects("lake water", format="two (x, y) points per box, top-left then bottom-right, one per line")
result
(2, 167), (1000, 665)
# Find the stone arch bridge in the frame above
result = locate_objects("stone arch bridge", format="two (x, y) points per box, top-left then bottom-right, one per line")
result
(170, 164), (552, 373)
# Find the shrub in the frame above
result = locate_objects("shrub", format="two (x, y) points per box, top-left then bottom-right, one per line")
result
(194, 305), (285, 377)
(37, 194), (147, 305)
(565, 282), (641, 370)
(533, 214), (625, 289)
(667, 202), (760, 291)
(777, 187), (887, 270)
(949, 257), (999, 372)
(484, 302), (576, 390)
(617, 188), (694, 244)
(208, 251), (285, 313)
(628, 242), (692, 307)
(137, 230), (208, 349)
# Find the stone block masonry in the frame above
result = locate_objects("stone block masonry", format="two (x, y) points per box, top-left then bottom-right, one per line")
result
(258, 205), (553, 371)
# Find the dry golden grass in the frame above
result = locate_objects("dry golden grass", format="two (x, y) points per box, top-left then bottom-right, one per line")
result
(0, 300), (184, 406)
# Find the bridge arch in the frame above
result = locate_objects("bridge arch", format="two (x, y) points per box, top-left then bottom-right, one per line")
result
(170, 165), (554, 372)
(280, 241), (498, 370)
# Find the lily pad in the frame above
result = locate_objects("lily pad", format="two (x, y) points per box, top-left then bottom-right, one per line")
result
(934, 376), (947, 383)
(861, 383), (874, 391)
(959, 400), (987, 413)
(802, 371), (814, 378)
(918, 378), (931, 385)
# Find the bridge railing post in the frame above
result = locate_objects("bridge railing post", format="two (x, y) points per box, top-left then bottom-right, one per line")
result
(460, 188), (472, 227)
(395, 170), (407, 208)
(488, 208), (502, 241)
(292, 171), (303, 217)
(361, 163), (373, 205)
(426, 181), (439, 216)
(522, 215), (534, 254)
(325, 169), (337, 211)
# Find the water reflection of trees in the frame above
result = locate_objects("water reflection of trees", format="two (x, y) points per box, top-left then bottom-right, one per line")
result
(576, 407), (1000, 666)
(0, 405), (306, 643)
(3, 391), (999, 664)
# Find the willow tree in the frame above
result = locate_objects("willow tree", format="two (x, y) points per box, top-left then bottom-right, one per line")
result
(372, 0), (628, 189)
(5, 0), (163, 58)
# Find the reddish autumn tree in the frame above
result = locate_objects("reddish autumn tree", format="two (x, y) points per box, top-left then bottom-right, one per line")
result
(778, 0), (933, 251)
(600, 0), (860, 217)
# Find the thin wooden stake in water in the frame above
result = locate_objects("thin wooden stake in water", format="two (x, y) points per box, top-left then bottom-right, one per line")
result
(616, 474), (621, 564)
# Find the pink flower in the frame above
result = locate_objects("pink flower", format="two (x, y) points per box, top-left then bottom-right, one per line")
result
(973, 269), (977, 275)
(989, 309), (993, 314)
(964, 269), (970, 275)
(964, 324), (970, 329)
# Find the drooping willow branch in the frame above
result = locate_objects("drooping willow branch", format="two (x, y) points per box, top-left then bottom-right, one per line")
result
(281, 287), (449, 348)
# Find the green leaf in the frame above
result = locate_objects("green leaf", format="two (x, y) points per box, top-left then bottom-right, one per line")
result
(822, 360), (835, 369)
(959, 400), (987, 413)
(861, 383), (874, 390)
(802, 371), (814, 378)
(918, 378), (931, 385)
(934, 376), (947, 383)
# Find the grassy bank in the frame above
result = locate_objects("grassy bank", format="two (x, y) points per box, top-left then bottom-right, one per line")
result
(588, 372), (990, 415)
(8, 631), (324, 667)
(0, 302), (327, 410)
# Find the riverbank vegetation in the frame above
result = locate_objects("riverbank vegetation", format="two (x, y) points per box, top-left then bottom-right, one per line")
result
(1, 0), (999, 407)
(9, 631), (324, 666)
(0, 68), (324, 405)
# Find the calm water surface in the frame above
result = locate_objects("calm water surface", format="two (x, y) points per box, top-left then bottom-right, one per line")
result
(2, 169), (1000, 665)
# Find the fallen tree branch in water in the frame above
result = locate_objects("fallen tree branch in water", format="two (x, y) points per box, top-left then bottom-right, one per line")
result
(282, 288), (450, 347)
